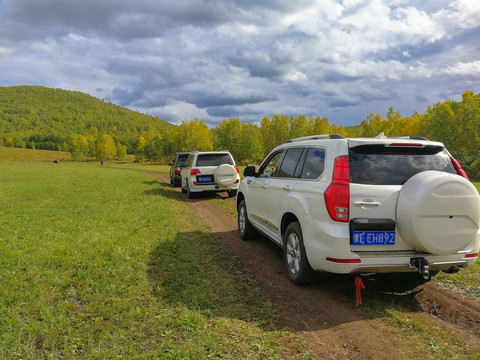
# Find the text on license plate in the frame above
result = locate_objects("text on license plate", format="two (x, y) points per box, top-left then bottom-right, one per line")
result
(198, 176), (212, 182)
(352, 231), (395, 245)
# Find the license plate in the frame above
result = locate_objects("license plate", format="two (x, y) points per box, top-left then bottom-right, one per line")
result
(197, 176), (212, 183)
(352, 231), (395, 245)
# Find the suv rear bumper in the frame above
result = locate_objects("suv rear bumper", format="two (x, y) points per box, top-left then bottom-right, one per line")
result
(190, 183), (239, 193)
(348, 255), (476, 274)
(303, 222), (479, 274)
(311, 252), (477, 274)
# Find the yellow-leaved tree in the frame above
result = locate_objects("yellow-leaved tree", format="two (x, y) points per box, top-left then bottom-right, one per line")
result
(171, 119), (213, 153)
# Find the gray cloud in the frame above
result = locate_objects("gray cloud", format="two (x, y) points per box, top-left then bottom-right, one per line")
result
(0, 0), (479, 127)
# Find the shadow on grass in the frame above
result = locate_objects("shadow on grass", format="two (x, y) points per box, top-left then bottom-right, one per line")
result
(143, 178), (235, 203)
(147, 231), (279, 326)
(147, 228), (433, 333)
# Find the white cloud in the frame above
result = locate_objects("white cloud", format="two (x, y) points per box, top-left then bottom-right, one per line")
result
(446, 60), (480, 76)
(163, 101), (209, 124)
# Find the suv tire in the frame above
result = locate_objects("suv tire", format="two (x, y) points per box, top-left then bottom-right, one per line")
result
(186, 182), (195, 199)
(238, 200), (256, 240)
(397, 171), (480, 255)
(214, 164), (237, 187)
(283, 222), (318, 285)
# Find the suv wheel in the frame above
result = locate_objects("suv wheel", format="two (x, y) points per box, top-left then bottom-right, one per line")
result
(214, 164), (237, 187)
(238, 200), (256, 240)
(186, 182), (195, 199)
(283, 222), (318, 285)
(397, 171), (480, 255)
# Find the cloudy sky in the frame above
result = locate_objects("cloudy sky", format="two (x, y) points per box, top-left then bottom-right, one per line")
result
(1, 0), (479, 127)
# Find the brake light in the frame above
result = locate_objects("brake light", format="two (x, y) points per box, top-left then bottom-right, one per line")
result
(387, 143), (423, 147)
(324, 155), (350, 222)
(450, 157), (468, 179)
(174, 167), (182, 174)
(190, 168), (201, 176)
(465, 253), (477, 258)
(235, 166), (240, 173)
(326, 257), (361, 264)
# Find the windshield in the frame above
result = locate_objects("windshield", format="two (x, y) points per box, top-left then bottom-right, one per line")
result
(349, 144), (457, 185)
(196, 153), (234, 166)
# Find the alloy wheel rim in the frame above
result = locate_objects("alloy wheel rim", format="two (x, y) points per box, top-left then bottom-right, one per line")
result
(239, 206), (246, 233)
(286, 233), (301, 275)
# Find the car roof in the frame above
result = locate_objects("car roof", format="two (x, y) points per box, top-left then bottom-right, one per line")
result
(280, 134), (444, 149)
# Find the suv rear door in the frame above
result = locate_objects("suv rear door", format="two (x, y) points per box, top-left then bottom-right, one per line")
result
(348, 140), (458, 253)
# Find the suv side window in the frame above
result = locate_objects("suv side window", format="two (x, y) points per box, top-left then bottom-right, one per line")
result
(300, 148), (326, 179)
(277, 148), (304, 178)
(185, 154), (194, 167)
(260, 151), (283, 177)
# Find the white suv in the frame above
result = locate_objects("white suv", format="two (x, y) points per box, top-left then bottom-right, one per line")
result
(181, 151), (240, 198)
(237, 134), (480, 284)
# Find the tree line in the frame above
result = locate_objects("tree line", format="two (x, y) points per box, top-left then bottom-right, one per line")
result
(1, 86), (479, 178)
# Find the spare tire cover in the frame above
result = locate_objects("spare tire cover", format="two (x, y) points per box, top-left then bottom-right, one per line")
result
(397, 171), (480, 255)
(214, 164), (237, 187)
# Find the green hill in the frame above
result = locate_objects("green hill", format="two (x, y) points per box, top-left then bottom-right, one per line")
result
(0, 85), (174, 152)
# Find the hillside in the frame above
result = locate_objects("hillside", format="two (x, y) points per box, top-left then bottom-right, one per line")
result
(0, 85), (174, 152)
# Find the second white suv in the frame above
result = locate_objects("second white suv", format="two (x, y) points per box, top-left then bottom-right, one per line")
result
(181, 151), (240, 198)
(237, 134), (480, 284)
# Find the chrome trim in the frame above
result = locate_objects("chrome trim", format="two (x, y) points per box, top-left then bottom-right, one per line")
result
(350, 260), (469, 274)
(251, 213), (279, 230)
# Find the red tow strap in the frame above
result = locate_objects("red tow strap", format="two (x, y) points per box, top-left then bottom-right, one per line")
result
(354, 276), (365, 306)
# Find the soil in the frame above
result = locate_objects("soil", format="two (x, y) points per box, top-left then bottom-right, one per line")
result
(156, 173), (480, 359)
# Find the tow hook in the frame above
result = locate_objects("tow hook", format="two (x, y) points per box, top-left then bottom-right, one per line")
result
(410, 257), (430, 280)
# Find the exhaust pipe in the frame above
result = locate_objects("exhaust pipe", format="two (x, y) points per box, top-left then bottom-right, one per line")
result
(442, 266), (461, 274)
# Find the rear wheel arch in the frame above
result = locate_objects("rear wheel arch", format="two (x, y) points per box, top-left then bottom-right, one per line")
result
(281, 212), (300, 239)
(236, 192), (246, 210)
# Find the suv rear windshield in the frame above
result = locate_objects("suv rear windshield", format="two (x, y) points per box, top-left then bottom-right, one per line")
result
(196, 153), (234, 166)
(349, 144), (457, 185)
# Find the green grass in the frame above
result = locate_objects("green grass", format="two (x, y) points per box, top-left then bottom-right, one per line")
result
(0, 158), (310, 359)
(2, 149), (479, 359)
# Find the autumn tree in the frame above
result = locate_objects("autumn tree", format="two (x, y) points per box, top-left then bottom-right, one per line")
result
(171, 119), (213, 153)
(96, 134), (116, 160)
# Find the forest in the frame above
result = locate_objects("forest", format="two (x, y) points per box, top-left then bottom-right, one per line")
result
(1, 86), (480, 178)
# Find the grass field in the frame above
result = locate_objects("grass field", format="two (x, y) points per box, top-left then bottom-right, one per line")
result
(0, 156), (309, 358)
(1, 149), (479, 359)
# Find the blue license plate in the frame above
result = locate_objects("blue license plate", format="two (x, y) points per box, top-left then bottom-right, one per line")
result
(352, 231), (395, 245)
(198, 176), (212, 182)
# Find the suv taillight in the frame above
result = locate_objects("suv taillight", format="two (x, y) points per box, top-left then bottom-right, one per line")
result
(450, 157), (468, 179)
(174, 167), (182, 174)
(324, 155), (350, 222)
(190, 168), (201, 176)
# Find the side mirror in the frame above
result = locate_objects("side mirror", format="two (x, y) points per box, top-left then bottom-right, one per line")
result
(243, 166), (259, 177)
(168, 163), (172, 166)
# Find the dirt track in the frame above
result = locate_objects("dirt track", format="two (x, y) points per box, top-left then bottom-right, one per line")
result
(156, 173), (480, 359)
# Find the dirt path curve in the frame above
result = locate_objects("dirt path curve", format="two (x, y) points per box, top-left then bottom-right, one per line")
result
(153, 173), (480, 359)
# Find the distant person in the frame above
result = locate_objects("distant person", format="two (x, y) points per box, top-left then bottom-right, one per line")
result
(101, 159), (103, 166)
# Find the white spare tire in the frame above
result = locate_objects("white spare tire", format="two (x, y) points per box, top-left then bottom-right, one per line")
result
(397, 171), (480, 255)
(214, 164), (237, 187)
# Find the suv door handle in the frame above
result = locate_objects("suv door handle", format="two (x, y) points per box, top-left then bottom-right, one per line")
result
(354, 201), (380, 208)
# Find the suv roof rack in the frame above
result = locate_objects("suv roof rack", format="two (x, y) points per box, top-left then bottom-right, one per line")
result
(284, 134), (345, 143)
